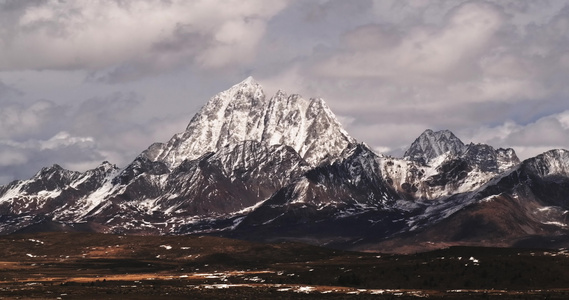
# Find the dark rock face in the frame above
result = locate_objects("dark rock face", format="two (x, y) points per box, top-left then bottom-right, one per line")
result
(461, 144), (520, 173)
(231, 144), (412, 244)
(462, 144), (500, 172)
(496, 147), (520, 170)
(152, 141), (309, 217)
(426, 159), (472, 187)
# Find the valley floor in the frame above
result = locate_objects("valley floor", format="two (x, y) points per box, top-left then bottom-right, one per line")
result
(0, 232), (568, 299)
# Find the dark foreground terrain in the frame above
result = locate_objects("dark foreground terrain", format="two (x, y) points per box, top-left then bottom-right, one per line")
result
(0, 232), (569, 299)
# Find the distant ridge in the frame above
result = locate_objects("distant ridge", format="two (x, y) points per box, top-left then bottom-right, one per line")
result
(0, 78), (568, 253)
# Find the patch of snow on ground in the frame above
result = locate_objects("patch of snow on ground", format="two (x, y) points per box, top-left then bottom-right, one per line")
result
(479, 195), (496, 203)
(244, 276), (265, 283)
(232, 198), (270, 215)
(295, 286), (315, 293)
(543, 221), (568, 228)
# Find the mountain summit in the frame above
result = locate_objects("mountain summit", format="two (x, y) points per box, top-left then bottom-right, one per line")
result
(143, 77), (354, 168)
(404, 129), (520, 172)
(404, 129), (465, 164)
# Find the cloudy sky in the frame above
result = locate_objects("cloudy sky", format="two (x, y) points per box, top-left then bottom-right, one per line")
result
(0, 0), (568, 184)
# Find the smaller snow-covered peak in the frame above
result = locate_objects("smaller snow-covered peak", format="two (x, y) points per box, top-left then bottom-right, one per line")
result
(97, 161), (116, 170)
(523, 149), (569, 177)
(405, 130), (521, 174)
(404, 129), (465, 165)
(34, 164), (73, 179)
(42, 164), (64, 172)
(87, 161), (120, 176)
(260, 92), (355, 166)
(458, 143), (520, 173)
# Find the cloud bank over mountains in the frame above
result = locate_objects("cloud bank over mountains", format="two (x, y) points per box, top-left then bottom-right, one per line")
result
(0, 0), (568, 183)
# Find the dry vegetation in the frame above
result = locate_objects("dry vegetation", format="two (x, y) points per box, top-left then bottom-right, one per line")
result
(0, 232), (568, 299)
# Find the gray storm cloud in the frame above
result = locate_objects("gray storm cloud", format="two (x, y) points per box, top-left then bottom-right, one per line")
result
(0, 0), (568, 184)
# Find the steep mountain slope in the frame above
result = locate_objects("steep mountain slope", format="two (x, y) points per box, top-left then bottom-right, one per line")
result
(232, 144), (410, 245)
(230, 129), (567, 250)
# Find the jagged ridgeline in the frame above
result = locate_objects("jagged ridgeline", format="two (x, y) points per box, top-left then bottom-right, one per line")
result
(0, 77), (568, 252)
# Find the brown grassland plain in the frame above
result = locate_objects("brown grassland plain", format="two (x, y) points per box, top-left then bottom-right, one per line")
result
(0, 232), (568, 299)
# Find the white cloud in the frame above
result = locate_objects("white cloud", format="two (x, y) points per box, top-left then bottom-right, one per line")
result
(0, 93), (192, 183)
(0, 0), (289, 75)
(0, 130), (102, 183)
(315, 2), (503, 82)
(0, 99), (66, 140)
(462, 110), (569, 160)
(289, 0), (569, 111)
(1, 0), (569, 183)
(39, 131), (95, 150)
(558, 111), (569, 129)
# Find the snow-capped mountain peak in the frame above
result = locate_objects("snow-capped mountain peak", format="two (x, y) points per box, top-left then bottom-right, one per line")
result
(404, 129), (465, 164)
(143, 77), (355, 168)
(522, 149), (569, 177)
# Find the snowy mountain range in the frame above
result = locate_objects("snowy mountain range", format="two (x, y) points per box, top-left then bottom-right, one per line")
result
(1, 77), (568, 252)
